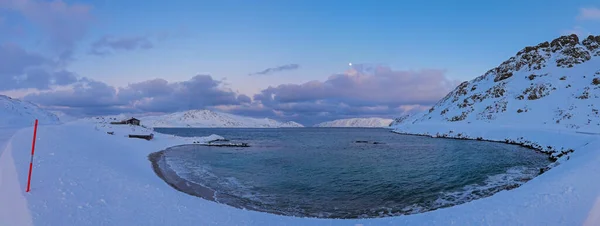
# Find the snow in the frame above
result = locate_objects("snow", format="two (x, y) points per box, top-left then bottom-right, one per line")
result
(49, 111), (79, 123)
(0, 95), (60, 127)
(1, 34), (600, 225)
(394, 35), (600, 135)
(0, 127), (33, 226)
(135, 109), (304, 128)
(313, 117), (394, 127)
(1, 120), (599, 225)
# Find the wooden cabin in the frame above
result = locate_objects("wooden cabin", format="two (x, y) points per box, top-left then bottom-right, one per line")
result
(110, 117), (141, 126)
(125, 118), (141, 126)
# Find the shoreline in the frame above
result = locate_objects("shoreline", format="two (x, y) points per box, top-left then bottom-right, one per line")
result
(390, 129), (572, 161)
(148, 138), (553, 220)
(148, 147), (289, 216)
(148, 149), (217, 202)
(389, 130), (565, 174)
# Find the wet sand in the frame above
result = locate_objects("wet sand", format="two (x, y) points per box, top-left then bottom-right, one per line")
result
(148, 149), (216, 201)
(148, 146), (282, 215)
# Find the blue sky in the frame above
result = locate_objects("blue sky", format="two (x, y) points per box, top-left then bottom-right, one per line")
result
(1, 0), (600, 125)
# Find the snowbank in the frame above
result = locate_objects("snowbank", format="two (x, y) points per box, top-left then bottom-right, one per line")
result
(0, 95), (60, 127)
(0, 119), (598, 225)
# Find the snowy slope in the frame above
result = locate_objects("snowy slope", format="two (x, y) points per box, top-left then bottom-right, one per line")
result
(0, 104), (599, 226)
(49, 111), (79, 123)
(313, 117), (394, 127)
(398, 34), (600, 131)
(2, 34), (600, 226)
(137, 110), (304, 128)
(393, 34), (600, 157)
(0, 95), (60, 127)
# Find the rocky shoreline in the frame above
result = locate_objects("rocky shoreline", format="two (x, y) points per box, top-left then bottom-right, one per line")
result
(390, 130), (563, 174)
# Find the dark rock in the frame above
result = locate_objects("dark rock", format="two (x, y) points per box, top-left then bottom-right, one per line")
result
(550, 34), (579, 51)
(583, 35), (600, 55)
(203, 142), (250, 147)
(539, 167), (549, 175)
(494, 72), (513, 82)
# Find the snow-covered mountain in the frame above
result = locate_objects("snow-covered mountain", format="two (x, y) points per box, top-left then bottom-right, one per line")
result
(0, 95), (60, 127)
(137, 110), (304, 128)
(394, 34), (600, 132)
(314, 117), (394, 127)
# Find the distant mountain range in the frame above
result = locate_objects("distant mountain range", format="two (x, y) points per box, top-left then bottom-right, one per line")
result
(136, 110), (304, 128)
(313, 117), (394, 127)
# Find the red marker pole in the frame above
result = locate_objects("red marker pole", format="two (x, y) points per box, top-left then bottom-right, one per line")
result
(26, 119), (38, 193)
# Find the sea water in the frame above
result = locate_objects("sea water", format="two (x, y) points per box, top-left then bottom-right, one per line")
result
(152, 127), (551, 219)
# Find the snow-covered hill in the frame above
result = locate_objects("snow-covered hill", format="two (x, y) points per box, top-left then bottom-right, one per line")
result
(0, 95), (60, 127)
(313, 117), (394, 127)
(392, 34), (600, 157)
(137, 110), (304, 128)
(395, 34), (600, 131)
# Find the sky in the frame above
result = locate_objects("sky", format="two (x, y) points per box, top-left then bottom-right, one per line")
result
(1, 0), (600, 125)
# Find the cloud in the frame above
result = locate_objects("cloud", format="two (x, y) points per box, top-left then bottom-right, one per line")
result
(251, 64), (460, 125)
(0, 43), (80, 91)
(577, 7), (600, 21)
(0, 0), (93, 53)
(24, 75), (250, 116)
(90, 35), (155, 56)
(18, 63), (457, 125)
(25, 78), (123, 109)
(249, 64), (300, 76)
(237, 94), (252, 103)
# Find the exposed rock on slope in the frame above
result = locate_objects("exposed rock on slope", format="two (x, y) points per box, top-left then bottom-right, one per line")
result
(314, 117), (394, 127)
(136, 110), (304, 128)
(400, 34), (600, 130)
(393, 34), (600, 157)
(0, 95), (60, 127)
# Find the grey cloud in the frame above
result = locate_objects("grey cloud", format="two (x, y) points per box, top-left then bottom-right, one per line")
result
(20, 63), (457, 126)
(52, 70), (78, 85)
(130, 75), (241, 112)
(0, 43), (80, 91)
(24, 75), (250, 116)
(249, 64), (300, 76)
(256, 65), (458, 107)
(250, 64), (460, 125)
(0, 43), (47, 76)
(90, 35), (155, 56)
(0, 0), (93, 53)
(237, 94), (252, 103)
(25, 78), (124, 108)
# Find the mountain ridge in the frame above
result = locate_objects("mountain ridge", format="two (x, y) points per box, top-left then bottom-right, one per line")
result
(136, 109), (304, 128)
(313, 117), (394, 127)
